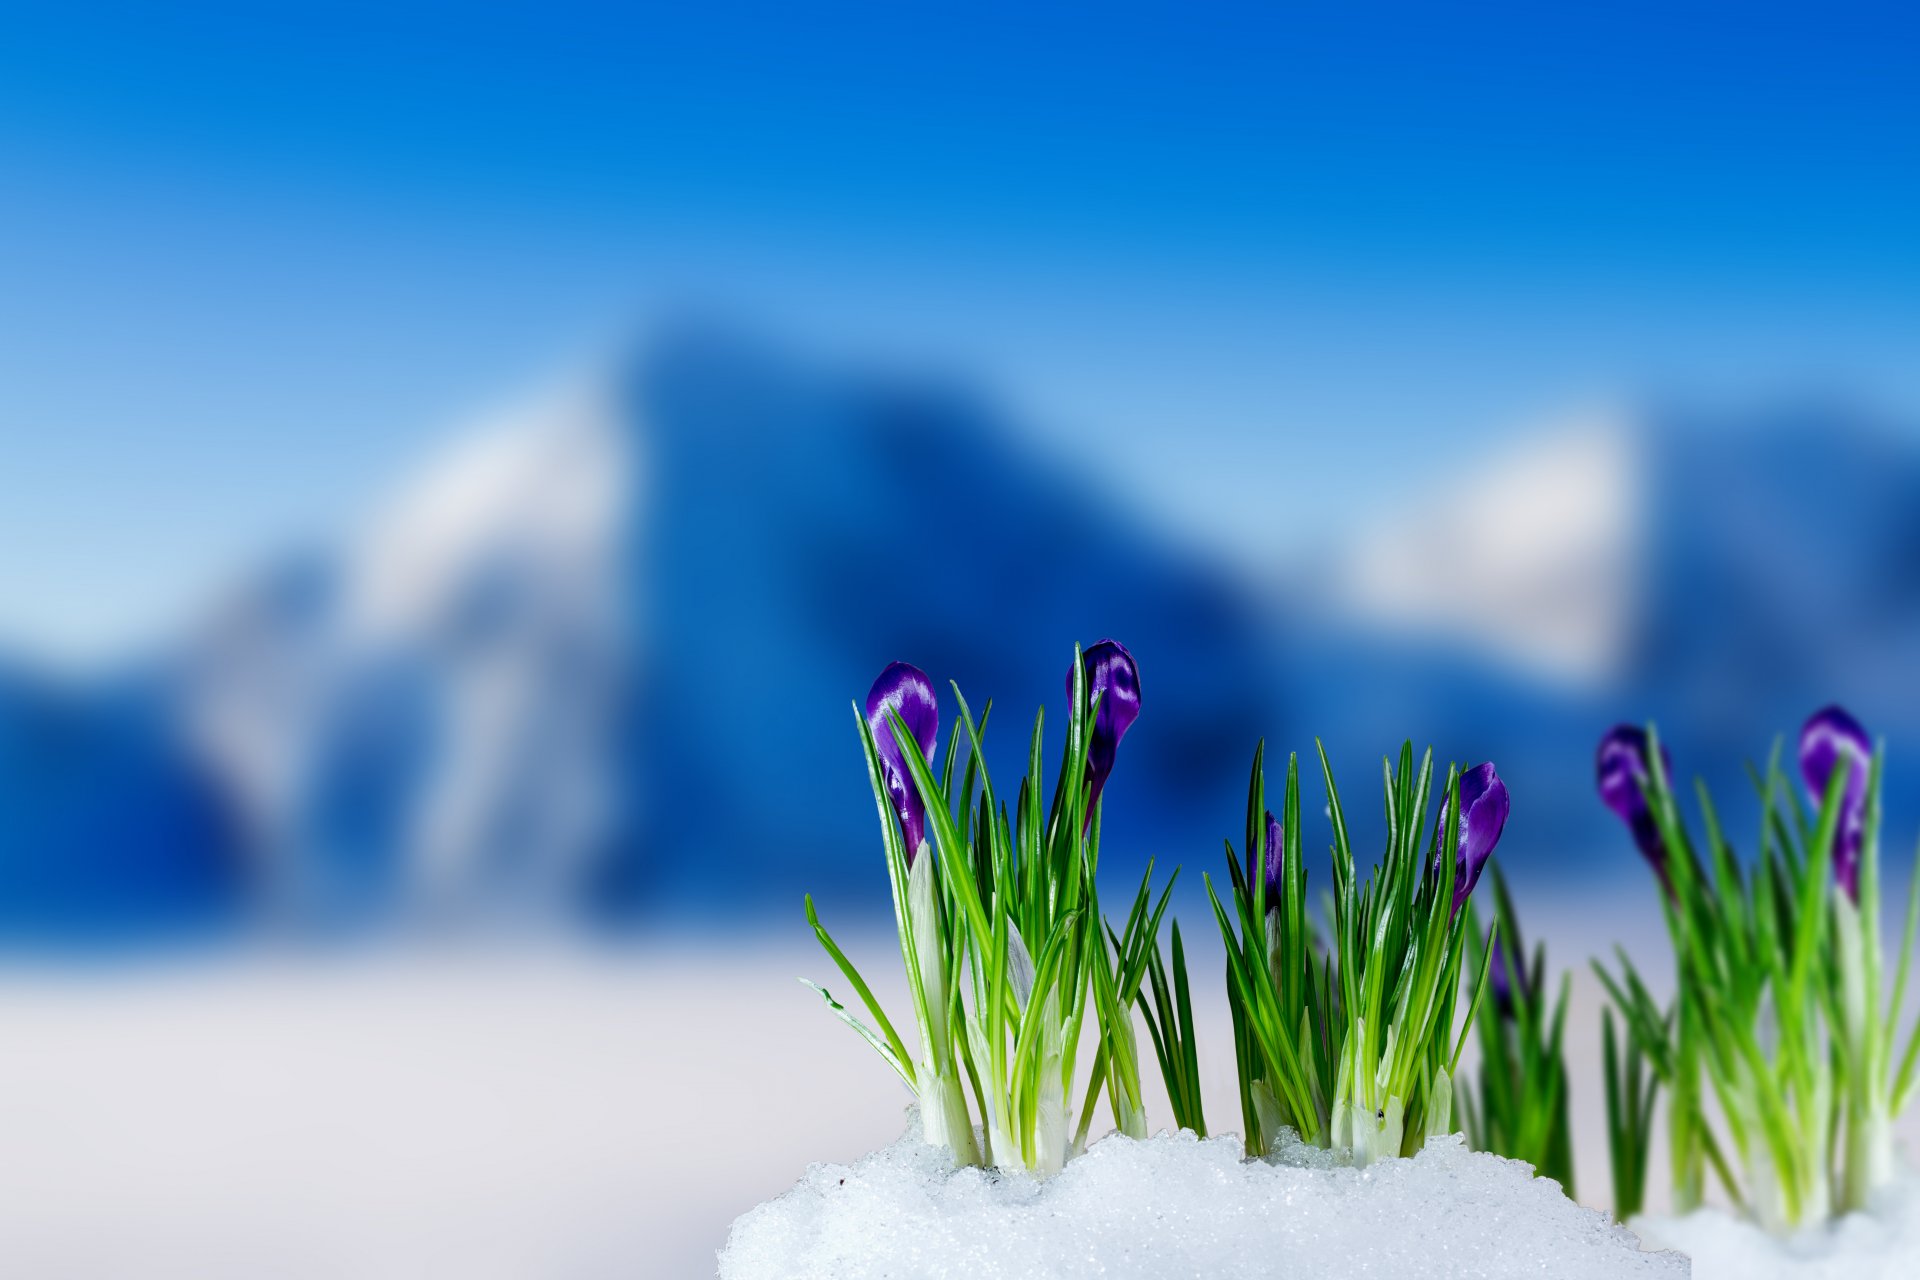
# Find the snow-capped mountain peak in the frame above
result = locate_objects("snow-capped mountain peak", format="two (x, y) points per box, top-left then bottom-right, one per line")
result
(1330, 407), (1642, 689)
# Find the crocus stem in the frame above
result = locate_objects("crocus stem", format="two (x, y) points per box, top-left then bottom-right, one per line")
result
(1836, 892), (1895, 1210)
(918, 1064), (981, 1167)
(1072, 1045), (1108, 1152)
(1841, 1094), (1892, 1212)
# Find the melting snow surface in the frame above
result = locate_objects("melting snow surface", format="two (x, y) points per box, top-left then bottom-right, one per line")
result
(1635, 1175), (1920, 1280)
(721, 1125), (1684, 1279)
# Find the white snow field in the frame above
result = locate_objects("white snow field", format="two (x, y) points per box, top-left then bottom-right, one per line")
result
(721, 1127), (1684, 1280)
(1635, 1175), (1920, 1280)
(0, 943), (906, 1280)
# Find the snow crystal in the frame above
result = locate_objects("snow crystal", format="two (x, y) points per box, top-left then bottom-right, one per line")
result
(1634, 1174), (1920, 1280)
(720, 1123), (1682, 1279)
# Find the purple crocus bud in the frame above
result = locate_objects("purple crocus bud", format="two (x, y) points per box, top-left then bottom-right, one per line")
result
(1597, 725), (1673, 891)
(1070, 639), (1142, 822)
(865, 662), (940, 862)
(1440, 763), (1509, 916)
(1250, 809), (1284, 911)
(1432, 763), (1507, 915)
(1800, 705), (1872, 901)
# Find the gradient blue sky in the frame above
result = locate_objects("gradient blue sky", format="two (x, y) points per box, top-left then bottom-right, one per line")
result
(3, 1), (1917, 655)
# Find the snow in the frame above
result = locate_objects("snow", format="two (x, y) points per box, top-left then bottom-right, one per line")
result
(3, 925), (1909, 1277)
(721, 1122), (1683, 1279)
(1634, 1174), (1920, 1280)
(0, 945), (905, 1279)
(1329, 408), (1642, 688)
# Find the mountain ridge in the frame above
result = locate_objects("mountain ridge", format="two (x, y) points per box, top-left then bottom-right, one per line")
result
(2, 332), (1918, 938)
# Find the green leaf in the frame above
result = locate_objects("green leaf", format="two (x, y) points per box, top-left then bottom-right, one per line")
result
(805, 894), (915, 1071)
(801, 979), (914, 1090)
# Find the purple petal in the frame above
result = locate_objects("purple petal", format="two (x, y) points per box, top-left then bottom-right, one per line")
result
(1069, 639), (1142, 821)
(1597, 725), (1673, 891)
(866, 662), (939, 862)
(1252, 809), (1285, 911)
(1800, 705), (1871, 901)
(1448, 762), (1509, 915)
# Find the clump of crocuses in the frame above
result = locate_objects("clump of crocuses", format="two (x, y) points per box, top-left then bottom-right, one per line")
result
(803, 643), (1177, 1176)
(807, 644), (1542, 1181)
(1594, 708), (1920, 1232)
(1212, 740), (1508, 1163)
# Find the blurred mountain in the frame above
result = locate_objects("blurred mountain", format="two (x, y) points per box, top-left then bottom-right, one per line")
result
(618, 326), (1276, 918)
(0, 324), (1274, 936)
(184, 373), (630, 929)
(1319, 412), (1641, 690)
(0, 660), (242, 941)
(1291, 398), (1920, 888)
(2, 329), (1919, 939)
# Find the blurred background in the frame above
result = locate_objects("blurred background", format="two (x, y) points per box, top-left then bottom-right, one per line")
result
(3, 0), (1919, 1274)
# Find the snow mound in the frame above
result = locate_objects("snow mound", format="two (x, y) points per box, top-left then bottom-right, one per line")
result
(1634, 1175), (1920, 1280)
(721, 1126), (1682, 1279)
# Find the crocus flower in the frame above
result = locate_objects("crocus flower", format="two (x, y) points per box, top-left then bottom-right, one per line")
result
(1597, 725), (1674, 891)
(865, 662), (940, 862)
(1250, 809), (1284, 911)
(1800, 705), (1872, 900)
(1070, 639), (1142, 824)
(1434, 762), (1508, 916)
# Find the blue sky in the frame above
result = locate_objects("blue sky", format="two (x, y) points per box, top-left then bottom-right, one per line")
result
(3, 1), (1918, 655)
